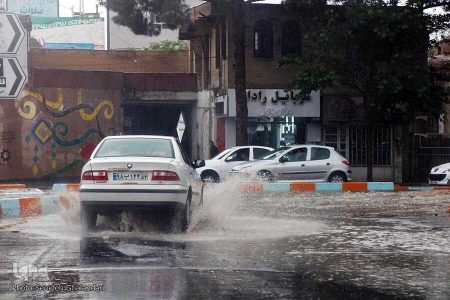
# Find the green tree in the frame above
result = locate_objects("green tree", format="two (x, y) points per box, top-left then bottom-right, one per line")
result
(283, 0), (450, 181)
(146, 40), (187, 51)
(102, 0), (264, 146)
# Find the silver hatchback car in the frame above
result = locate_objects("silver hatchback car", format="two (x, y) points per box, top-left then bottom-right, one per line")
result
(230, 145), (352, 182)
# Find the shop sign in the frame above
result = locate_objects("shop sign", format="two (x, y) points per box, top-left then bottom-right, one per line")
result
(228, 89), (320, 118)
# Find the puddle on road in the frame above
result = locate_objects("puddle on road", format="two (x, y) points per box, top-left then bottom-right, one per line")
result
(14, 180), (327, 243)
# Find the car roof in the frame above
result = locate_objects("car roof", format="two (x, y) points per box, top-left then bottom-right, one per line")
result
(289, 144), (335, 150)
(102, 135), (176, 140)
(229, 145), (273, 150)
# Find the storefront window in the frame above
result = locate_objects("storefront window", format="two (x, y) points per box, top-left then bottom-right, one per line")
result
(249, 116), (299, 149)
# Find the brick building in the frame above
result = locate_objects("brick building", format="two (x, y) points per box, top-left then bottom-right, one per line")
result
(181, 2), (399, 181)
(0, 47), (200, 181)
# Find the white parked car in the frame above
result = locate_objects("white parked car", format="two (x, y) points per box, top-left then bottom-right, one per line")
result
(196, 145), (274, 182)
(230, 145), (352, 182)
(428, 162), (450, 185)
(79, 135), (205, 232)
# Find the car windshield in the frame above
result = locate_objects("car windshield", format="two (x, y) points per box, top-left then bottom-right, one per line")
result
(261, 146), (291, 160)
(94, 138), (175, 158)
(213, 149), (232, 160)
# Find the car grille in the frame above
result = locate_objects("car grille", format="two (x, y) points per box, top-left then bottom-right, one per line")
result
(429, 174), (446, 181)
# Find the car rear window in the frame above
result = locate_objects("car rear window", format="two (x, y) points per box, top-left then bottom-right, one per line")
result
(311, 147), (330, 160)
(94, 138), (175, 158)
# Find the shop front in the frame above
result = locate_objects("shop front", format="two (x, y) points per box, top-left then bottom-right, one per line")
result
(218, 89), (321, 150)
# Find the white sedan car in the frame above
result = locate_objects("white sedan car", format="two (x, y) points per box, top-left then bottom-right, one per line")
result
(428, 162), (450, 185)
(196, 145), (274, 182)
(230, 145), (352, 182)
(79, 135), (204, 232)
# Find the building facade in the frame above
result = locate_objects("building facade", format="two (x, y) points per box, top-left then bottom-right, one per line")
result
(0, 46), (201, 181)
(181, 2), (398, 181)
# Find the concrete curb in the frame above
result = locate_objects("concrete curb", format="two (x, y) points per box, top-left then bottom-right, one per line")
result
(50, 182), (450, 193)
(238, 182), (450, 193)
(0, 185), (78, 219)
(0, 194), (62, 218)
(0, 184), (27, 189)
(52, 183), (80, 192)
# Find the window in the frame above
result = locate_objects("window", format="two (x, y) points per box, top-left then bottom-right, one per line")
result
(311, 148), (330, 160)
(325, 125), (392, 166)
(324, 126), (346, 157)
(95, 138), (174, 158)
(221, 21), (227, 59)
(282, 21), (302, 56)
(253, 147), (272, 159)
(215, 25), (221, 68)
(284, 147), (307, 162)
(226, 148), (250, 162)
(254, 20), (273, 58)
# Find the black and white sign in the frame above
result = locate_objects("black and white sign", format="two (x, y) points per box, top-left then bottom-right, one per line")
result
(0, 13), (26, 54)
(0, 12), (28, 99)
(228, 89), (320, 118)
(176, 112), (186, 141)
(0, 57), (26, 98)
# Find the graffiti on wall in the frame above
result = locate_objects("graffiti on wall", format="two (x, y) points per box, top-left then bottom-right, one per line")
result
(15, 88), (117, 177)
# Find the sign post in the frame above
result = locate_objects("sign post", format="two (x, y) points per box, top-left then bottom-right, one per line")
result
(176, 112), (186, 142)
(0, 12), (28, 99)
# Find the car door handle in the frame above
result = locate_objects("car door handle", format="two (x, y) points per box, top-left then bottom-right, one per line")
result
(301, 164), (305, 167)
(326, 163), (330, 165)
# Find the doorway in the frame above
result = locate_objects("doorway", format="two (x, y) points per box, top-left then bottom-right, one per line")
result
(123, 103), (192, 157)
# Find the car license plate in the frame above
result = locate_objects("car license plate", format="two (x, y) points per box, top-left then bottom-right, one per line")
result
(112, 172), (149, 181)
(429, 181), (438, 185)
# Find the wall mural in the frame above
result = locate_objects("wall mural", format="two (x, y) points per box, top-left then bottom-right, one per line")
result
(15, 88), (117, 178)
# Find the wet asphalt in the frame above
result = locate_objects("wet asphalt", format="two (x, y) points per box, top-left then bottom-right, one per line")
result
(0, 184), (449, 299)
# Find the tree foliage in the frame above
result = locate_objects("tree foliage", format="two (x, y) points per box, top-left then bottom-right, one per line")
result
(283, 0), (449, 123)
(101, 0), (189, 35)
(145, 40), (187, 51)
(283, 0), (450, 180)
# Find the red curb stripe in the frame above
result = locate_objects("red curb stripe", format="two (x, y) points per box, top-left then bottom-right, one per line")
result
(431, 186), (450, 190)
(343, 182), (368, 192)
(59, 196), (74, 209)
(239, 183), (263, 192)
(67, 184), (80, 192)
(19, 197), (42, 217)
(291, 183), (316, 192)
(0, 184), (27, 189)
(394, 185), (409, 191)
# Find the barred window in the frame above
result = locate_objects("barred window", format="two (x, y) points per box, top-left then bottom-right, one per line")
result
(325, 126), (392, 166)
(349, 127), (392, 166)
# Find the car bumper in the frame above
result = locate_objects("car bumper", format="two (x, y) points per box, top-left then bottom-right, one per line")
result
(80, 184), (189, 206)
(428, 174), (450, 186)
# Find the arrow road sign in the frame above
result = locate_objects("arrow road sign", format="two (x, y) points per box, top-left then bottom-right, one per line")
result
(0, 13), (26, 54)
(0, 57), (26, 98)
(176, 112), (186, 141)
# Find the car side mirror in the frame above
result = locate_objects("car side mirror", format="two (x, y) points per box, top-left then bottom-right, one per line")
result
(193, 160), (205, 168)
(279, 156), (288, 163)
(225, 156), (233, 162)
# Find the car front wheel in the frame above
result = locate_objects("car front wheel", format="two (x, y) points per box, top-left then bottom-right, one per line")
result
(328, 171), (347, 183)
(201, 171), (220, 183)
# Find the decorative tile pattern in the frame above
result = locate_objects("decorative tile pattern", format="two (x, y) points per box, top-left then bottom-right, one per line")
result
(32, 118), (52, 145)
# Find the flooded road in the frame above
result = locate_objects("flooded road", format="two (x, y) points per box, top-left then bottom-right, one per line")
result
(0, 183), (449, 299)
